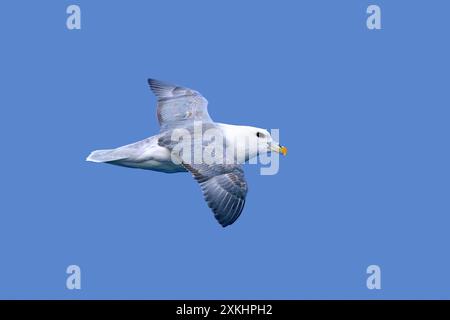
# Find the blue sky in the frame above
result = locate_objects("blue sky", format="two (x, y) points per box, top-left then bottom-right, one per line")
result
(0, 0), (449, 299)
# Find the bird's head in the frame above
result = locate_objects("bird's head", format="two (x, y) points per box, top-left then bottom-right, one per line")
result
(253, 127), (287, 156)
(216, 124), (287, 163)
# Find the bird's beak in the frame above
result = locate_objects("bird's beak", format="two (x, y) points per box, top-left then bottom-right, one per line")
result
(270, 143), (288, 156)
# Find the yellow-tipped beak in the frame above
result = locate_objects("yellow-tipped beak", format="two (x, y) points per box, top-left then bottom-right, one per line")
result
(270, 144), (288, 156)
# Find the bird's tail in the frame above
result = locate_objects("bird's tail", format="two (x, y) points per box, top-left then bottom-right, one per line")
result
(86, 149), (128, 163)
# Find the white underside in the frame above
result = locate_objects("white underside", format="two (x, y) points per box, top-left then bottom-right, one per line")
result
(86, 135), (186, 173)
(87, 123), (269, 173)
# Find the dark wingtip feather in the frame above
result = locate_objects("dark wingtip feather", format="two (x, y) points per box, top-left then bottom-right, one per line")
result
(147, 78), (176, 99)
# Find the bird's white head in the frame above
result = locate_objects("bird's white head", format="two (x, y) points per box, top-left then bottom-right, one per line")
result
(248, 126), (287, 159)
(218, 124), (287, 162)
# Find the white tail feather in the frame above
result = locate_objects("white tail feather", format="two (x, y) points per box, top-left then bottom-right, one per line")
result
(86, 149), (128, 163)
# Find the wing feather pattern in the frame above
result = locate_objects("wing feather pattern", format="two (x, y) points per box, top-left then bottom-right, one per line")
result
(149, 79), (248, 227)
(148, 79), (213, 132)
(183, 163), (248, 227)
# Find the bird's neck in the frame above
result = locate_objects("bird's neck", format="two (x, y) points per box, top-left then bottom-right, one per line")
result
(216, 123), (257, 163)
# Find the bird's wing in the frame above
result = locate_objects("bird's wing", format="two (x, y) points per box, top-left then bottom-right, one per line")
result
(183, 163), (248, 227)
(148, 79), (213, 132)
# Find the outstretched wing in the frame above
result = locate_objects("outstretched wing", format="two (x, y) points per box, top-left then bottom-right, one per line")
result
(183, 163), (248, 227)
(148, 79), (213, 132)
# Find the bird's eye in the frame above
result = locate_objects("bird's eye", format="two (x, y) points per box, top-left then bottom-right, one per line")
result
(256, 132), (265, 138)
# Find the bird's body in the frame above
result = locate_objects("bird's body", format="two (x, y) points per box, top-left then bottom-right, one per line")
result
(87, 123), (262, 173)
(87, 79), (286, 227)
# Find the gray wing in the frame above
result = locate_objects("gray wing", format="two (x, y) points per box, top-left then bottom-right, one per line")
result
(148, 79), (213, 132)
(183, 163), (248, 227)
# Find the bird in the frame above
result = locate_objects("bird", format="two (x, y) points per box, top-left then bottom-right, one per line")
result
(86, 79), (287, 227)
